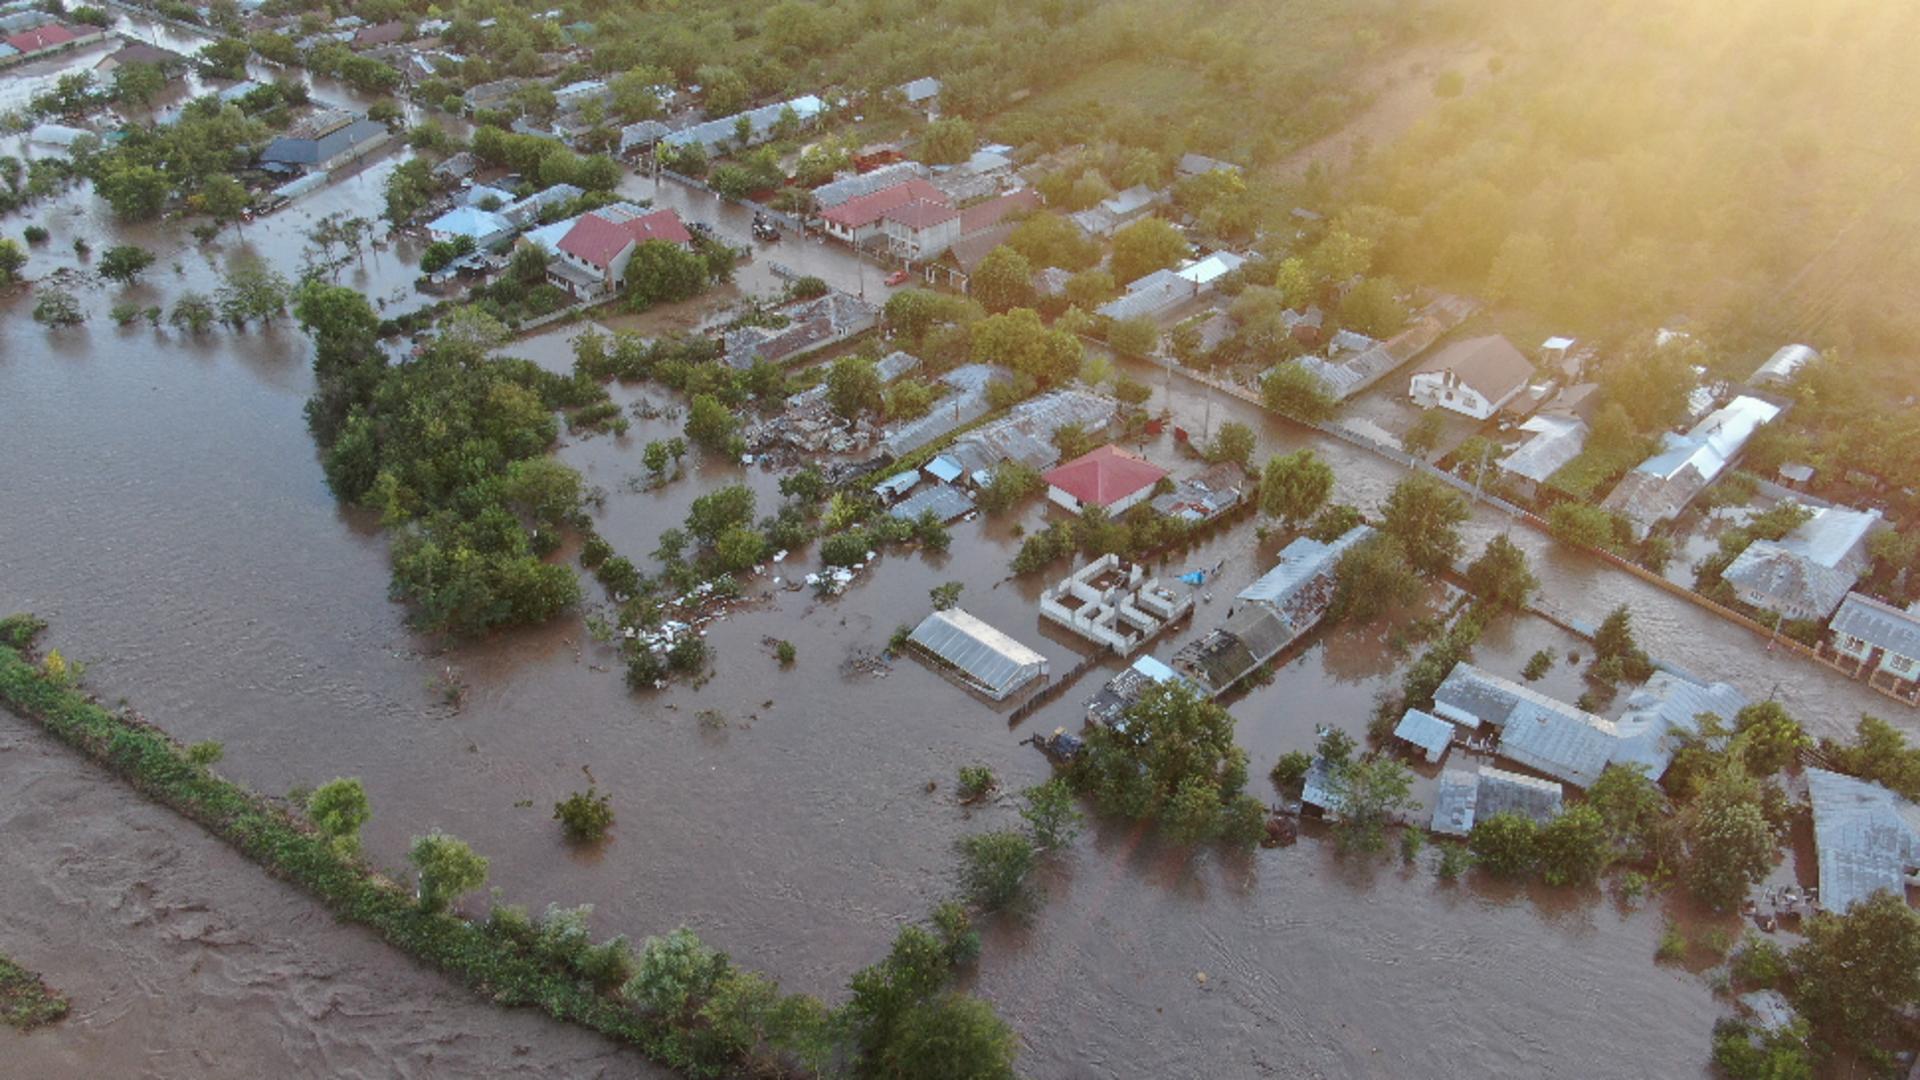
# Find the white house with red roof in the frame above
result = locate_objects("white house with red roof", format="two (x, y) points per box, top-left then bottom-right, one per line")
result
(3, 22), (100, 65)
(880, 199), (961, 260)
(818, 178), (947, 247)
(1044, 445), (1168, 516)
(543, 205), (692, 299)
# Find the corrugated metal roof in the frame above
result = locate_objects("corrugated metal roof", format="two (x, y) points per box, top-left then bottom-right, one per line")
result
(1610, 671), (1747, 780)
(1474, 766), (1565, 822)
(877, 364), (1004, 457)
(908, 608), (1047, 699)
(889, 483), (974, 523)
(1753, 344), (1817, 386)
(1394, 709), (1454, 763)
(1806, 767), (1920, 913)
(1830, 593), (1920, 661)
(1237, 525), (1371, 606)
(1432, 663), (1617, 788)
(662, 94), (825, 152)
(1499, 415), (1588, 484)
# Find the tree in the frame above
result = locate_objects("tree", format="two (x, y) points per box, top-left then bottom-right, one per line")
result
(1601, 341), (1695, 433)
(1262, 362), (1337, 421)
(1109, 217), (1188, 285)
(969, 245), (1033, 314)
(1790, 891), (1920, 1048)
(169, 292), (217, 333)
(826, 355), (882, 419)
(199, 173), (251, 236)
(1206, 420), (1255, 468)
(1164, 775), (1224, 845)
(1593, 604), (1642, 663)
(216, 262), (291, 325)
(1107, 316), (1159, 358)
(1260, 449), (1333, 525)
(930, 582), (963, 610)
(713, 524), (768, 573)
(1731, 701), (1809, 776)
(1402, 408), (1444, 457)
(623, 927), (725, 1019)
(956, 830), (1036, 912)
(31, 285), (82, 326)
(408, 831), (489, 913)
(112, 61), (166, 107)
(98, 164), (169, 219)
(1382, 473), (1469, 574)
(1683, 786), (1774, 911)
(697, 64), (750, 116)
(196, 37), (251, 80)
(1469, 812), (1538, 877)
(1535, 805), (1610, 886)
(1329, 532), (1421, 624)
(306, 777), (371, 857)
(684, 393), (739, 453)
(1326, 756), (1418, 855)
(1465, 534), (1538, 610)
(686, 485), (756, 545)
(1020, 779), (1083, 851)
(554, 788), (615, 842)
(1072, 681), (1250, 837)
(0, 239), (25, 287)
(861, 990), (1015, 1079)
(383, 157), (435, 225)
(1337, 276), (1406, 337)
(1548, 502), (1617, 548)
(1586, 763), (1667, 859)
(918, 117), (975, 166)
(1065, 268), (1116, 309)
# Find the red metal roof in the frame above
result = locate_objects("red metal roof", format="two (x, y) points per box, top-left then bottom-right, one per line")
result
(882, 199), (959, 231)
(557, 209), (690, 270)
(819, 178), (946, 229)
(959, 189), (1039, 236)
(8, 24), (78, 53)
(1043, 445), (1168, 508)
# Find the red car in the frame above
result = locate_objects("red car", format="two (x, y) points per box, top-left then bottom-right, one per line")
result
(884, 269), (910, 287)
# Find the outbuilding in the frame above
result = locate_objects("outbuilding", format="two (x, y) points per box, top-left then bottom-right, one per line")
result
(906, 608), (1049, 701)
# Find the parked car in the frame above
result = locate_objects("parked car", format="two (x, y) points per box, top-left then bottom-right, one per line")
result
(884, 269), (910, 287)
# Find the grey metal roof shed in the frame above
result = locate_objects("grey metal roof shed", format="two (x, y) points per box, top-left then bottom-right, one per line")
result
(890, 483), (974, 523)
(1805, 767), (1920, 913)
(907, 608), (1048, 700)
(1393, 709), (1454, 764)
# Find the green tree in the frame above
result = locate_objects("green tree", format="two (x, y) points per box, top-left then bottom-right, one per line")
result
(697, 64), (750, 115)
(918, 117), (975, 165)
(1402, 408), (1444, 457)
(1586, 763), (1667, 859)
(98, 164), (169, 220)
(1548, 502), (1618, 548)
(408, 831), (489, 913)
(1329, 532), (1420, 624)
(1469, 811), (1538, 877)
(686, 484), (756, 545)
(1019, 779), (1083, 851)
(1337, 276), (1406, 337)
(0, 239), (24, 287)
(169, 292), (217, 333)
(623, 926), (724, 1019)
(1206, 420), (1255, 468)
(1683, 784), (1774, 911)
(1382, 473), (1469, 574)
(383, 157), (435, 225)
(930, 581), (963, 610)
(1465, 534), (1538, 610)
(1790, 891), (1920, 1048)
(1072, 681), (1250, 835)
(554, 787), (615, 842)
(1109, 217), (1188, 285)
(1261, 362), (1337, 421)
(1731, 701), (1809, 776)
(872, 992), (1019, 1080)
(684, 393), (739, 453)
(1326, 756), (1418, 855)
(969, 245), (1033, 314)
(826, 354), (882, 419)
(625, 240), (710, 306)
(112, 61), (167, 107)
(1106, 316), (1159, 358)
(199, 173), (251, 236)
(306, 777), (371, 857)
(1535, 805), (1611, 886)
(1259, 449), (1334, 524)
(956, 830), (1036, 912)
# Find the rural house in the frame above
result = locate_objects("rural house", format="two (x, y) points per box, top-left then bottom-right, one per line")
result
(818, 178), (948, 247)
(1407, 334), (1533, 420)
(1043, 446), (1167, 515)
(1601, 395), (1782, 540)
(1722, 506), (1880, 622)
(1823, 593), (1920, 705)
(541, 206), (692, 300)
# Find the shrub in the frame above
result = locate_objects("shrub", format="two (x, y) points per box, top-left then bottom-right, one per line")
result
(1019, 779), (1083, 850)
(956, 830), (1036, 912)
(1468, 812), (1538, 877)
(819, 530), (871, 567)
(23, 225), (49, 243)
(408, 830), (489, 913)
(554, 787), (615, 842)
(1522, 649), (1555, 680)
(775, 640), (796, 666)
(666, 634), (707, 675)
(623, 927), (725, 1018)
(306, 777), (371, 856)
(1270, 750), (1312, 793)
(0, 614), (47, 650)
(1656, 922), (1687, 963)
(956, 764), (996, 800)
(1436, 842), (1474, 880)
(185, 740), (224, 767)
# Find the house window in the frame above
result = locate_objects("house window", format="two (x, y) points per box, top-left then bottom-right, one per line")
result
(1884, 652), (1918, 678)
(1837, 632), (1868, 656)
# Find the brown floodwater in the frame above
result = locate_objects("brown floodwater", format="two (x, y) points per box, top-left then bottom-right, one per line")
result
(3, 131), (1909, 1077)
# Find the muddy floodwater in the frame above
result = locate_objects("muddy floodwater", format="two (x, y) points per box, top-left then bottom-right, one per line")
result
(3, 126), (1910, 1076)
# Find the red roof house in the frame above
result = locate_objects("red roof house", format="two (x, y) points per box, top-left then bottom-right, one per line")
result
(7, 24), (79, 55)
(1044, 445), (1168, 515)
(958, 189), (1040, 236)
(548, 207), (693, 298)
(819, 178), (947, 242)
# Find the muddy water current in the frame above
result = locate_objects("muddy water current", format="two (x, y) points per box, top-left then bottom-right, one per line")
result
(1, 128), (1908, 1076)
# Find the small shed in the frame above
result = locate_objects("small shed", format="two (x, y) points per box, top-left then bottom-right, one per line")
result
(1392, 708), (1454, 764)
(907, 608), (1049, 701)
(924, 455), (965, 485)
(889, 483), (974, 523)
(872, 469), (920, 503)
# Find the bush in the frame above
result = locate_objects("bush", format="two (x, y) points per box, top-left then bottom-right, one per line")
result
(1270, 750), (1312, 793)
(956, 830), (1036, 912)
(1019, 779), (1083, 850)
(554, 787), (615, 842)
(775, 640), (796, 666)
(408, 831), (489, 913)
(819, 530), (872, 567)
(1468, 812), (1538, 877)
(956, 764), (996, 800)
(1656, 922), (1687, 963)
(1436, 842), (1474, 880)
(307, 777), (370, 856)
(623, 927), (725, 1019)
(185, 740), (224, 767)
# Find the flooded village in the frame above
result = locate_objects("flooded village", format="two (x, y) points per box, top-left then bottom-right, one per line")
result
(4, 1), (1920, 1078)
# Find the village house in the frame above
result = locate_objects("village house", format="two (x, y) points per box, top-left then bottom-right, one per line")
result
(1823, 593), (1920, 705)
(1084, 654), (1189, 729)
(1173, 525), (1372, 696)
(462, 77), (524, 114)
(1069, 184), (1162, 237)
(1148, 462), (1244, 524)
(1722, 506), (1881, 622)
(812, 161), (931, 209)
(1601, 395), (1782, 540)
(1751, 343), (1819, 388)
(879, 199), (962, 261)
(818, 178), (948, 247)
(1176, 152), (1240, 179)
(933, 389), (1116, 485)
(660, 93), (825, 156)
(721, 290), (879, 369)
(1095, 268), (1201, 325)
(1407, 334), (1534, 420)
(93, 41), (184, 74)
(1429, 766), (1564, 837)
(1804, 768), (1920, 912)
(1496, 413), (1587, 501)
(534, 205), (692, 300)
(1291, 294), (1480, 402)
(896, 75), (941, 115)
(501, 183), (582, 228)
(260, 112), (391, 174)
(1043, 445), (1167, 515)
(879, 364), (1008, 458)
(350, 19), (409, 50)
(425, 204), (514, 250)
(1, 22), (100, 67)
